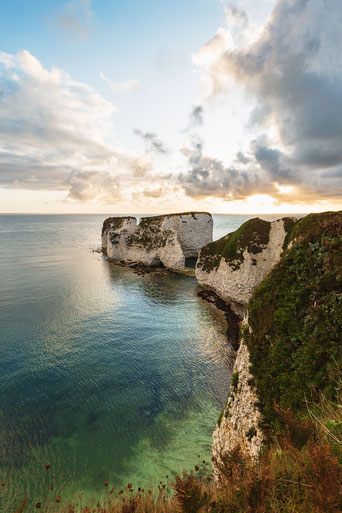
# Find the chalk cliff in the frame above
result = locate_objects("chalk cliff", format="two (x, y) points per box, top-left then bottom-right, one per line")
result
(212, 334), (264, 482)
(102, 212), (213, 271)
(196, 217), (296, 306)
(212, 211), (342, 485)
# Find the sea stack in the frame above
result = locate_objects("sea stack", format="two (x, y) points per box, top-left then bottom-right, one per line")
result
(101, 212), (213, 271)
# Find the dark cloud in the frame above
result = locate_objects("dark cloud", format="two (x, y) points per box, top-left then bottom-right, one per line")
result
(133, 129), (168, 154)
(190, 105), (204, 127)
(185, 0), (342, 202)
(179, 135), (274, 200)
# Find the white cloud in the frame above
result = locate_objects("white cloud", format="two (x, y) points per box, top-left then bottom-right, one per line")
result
(0, 50), (150, 202)
(100, 72), (140, 93)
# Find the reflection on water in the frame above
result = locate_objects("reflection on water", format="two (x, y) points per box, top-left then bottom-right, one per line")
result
(0, 215), (238, 510)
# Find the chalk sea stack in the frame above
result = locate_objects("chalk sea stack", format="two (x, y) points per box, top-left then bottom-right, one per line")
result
(101, 212), (213, 271)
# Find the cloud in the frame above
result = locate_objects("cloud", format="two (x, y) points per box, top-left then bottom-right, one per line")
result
(179, 134), (275, 200)
(0, 49), (150, 203)
(58, 0), (93, 35)
(133, 129), (168, 154)
(100, 72), (140, 93)
(184, 0), (342, 203)
(189, 105), (204, 127)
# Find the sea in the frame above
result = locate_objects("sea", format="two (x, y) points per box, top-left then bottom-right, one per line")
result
(0, 213), (288, 509)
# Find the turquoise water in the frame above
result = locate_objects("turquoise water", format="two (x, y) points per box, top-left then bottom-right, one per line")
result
(0, 213), (283, 509)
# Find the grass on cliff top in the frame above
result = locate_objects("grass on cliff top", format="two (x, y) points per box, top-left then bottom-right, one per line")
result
(245, 211), (342, 427)
(283, 211), (342, 248)
(8, 390), (342, 512)
(197, 218), (272, 272)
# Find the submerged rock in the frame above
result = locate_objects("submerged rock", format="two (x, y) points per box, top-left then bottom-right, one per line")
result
(101, 212), (213, 271)
(196, 217), (296, 306)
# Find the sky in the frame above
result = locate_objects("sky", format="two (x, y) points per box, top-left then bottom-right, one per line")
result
(0, 0), (341, 214)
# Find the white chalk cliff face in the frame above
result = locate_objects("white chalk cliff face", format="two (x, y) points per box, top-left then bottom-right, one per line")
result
(200, 217), (295, 484)
(212, 333), (264, 484)
(101, 216), (137, 251)
(196, 217), (296, 306)
(102, 213), (213, 271)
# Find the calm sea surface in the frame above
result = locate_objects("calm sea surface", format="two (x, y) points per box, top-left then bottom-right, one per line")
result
(0, 213), (286, 508)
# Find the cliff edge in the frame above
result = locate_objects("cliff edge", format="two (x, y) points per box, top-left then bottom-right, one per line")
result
(212, 211), (342, 484)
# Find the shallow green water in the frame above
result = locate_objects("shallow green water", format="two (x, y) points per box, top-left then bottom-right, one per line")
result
(0, 213), (280, 509)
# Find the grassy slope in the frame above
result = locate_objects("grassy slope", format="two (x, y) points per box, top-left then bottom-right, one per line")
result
(197, 218), (272, 273)
(245, 211), (342, 425)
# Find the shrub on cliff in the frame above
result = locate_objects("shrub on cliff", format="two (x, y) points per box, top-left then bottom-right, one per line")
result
(244, 211), (342, 426)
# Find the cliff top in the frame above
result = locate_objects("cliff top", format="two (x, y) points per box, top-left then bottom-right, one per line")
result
(101, 216), (136, 235)
(198, 217), (295, 273)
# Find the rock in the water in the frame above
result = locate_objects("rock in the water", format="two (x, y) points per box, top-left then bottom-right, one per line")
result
(196, 217), (296, 306)
(102, 212), (213, 271)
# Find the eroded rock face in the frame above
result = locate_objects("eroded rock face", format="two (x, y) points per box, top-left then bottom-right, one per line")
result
(102, 212), (213, 271)
(196, 217), (296, 306)
(101, 217), (137, 251)
(212, 332), (264, 485)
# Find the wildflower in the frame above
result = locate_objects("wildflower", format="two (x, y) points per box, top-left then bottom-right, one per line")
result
(45, 463), (50, 470)
(50, 484), (54, 490)
(195, 465), (199, 471)
(36, 503), (41, 509)
(104, 481), (108, 487)
(55, 496), (61, 503)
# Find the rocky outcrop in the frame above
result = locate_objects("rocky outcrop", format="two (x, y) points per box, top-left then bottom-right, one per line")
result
(101, 216), (137, 251)
(196, 217), (296, 306)
(102, 212), (213, 271)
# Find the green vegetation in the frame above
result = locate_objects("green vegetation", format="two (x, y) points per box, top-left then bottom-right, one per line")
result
(102, 217), (136, 236)
(231, 371), (239, 391)
(126, 224), (174, 250)
(245, 211), (342, 426)
(217, 409), (224, 426)
(283, 211), (342, 249)
(197, 218), (272, 272)
(246, 426), (257, 441)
